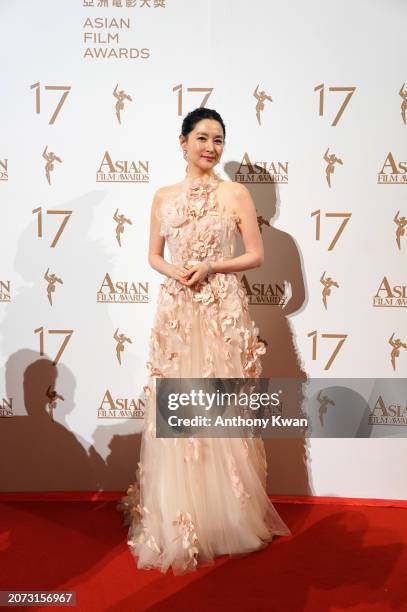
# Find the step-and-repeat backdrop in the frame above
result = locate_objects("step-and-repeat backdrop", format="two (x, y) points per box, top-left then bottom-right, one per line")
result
(0, 0), (406, 497)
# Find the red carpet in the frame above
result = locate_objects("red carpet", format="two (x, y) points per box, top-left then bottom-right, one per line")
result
(0, 498), (406, 611)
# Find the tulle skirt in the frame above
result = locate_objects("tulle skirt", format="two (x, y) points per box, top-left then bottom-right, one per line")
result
(118, 274), (291, 575)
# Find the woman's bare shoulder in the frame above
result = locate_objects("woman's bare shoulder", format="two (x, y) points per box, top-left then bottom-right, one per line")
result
(218, 179), (249, 198)
(155, 181), (184, 197)
(218, 180), (252, 215)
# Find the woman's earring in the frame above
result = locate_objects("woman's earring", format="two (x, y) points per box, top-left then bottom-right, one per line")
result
(183, 149), (187, 160)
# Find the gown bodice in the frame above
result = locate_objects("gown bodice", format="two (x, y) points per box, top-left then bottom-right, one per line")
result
(158, 172), (241, 266)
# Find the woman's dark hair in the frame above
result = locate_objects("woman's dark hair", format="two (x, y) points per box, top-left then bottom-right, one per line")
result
(181, 107), (226, 141)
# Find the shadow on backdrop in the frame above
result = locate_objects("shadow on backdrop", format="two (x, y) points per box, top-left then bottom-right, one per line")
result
(224, 161), (311, 497)
(0, 351), (103, 491)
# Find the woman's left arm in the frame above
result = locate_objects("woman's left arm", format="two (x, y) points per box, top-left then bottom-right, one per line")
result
(211, 182), (264, 274)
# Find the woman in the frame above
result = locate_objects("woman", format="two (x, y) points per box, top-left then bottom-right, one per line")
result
(119, 107), (291, 575)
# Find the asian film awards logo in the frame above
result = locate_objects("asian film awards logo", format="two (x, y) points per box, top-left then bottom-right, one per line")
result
(96, 151), (149, 182)
(97, 273), (149, 303)
(378, 153), (407, 184)
(373, 277), (407, 308)
(241, 275), (287, 306)
(369, 396), (407, 425)
(98, 390), (145, 419)
(234, 153), (288, 184)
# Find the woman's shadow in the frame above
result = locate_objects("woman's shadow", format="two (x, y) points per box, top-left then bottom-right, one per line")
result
(224, 161), (312, 497)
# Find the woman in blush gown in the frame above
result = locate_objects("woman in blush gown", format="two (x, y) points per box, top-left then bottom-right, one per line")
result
(119, 107), (291, 575)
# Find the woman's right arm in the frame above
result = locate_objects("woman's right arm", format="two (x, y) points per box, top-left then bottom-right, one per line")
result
(148, 189), (190, 283)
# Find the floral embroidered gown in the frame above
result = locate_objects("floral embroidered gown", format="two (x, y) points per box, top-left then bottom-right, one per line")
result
(119, 171), (291, 575)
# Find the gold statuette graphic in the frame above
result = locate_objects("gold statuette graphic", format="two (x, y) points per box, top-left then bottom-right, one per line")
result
(0, 158), (8, 180)
(389, 333), (407, 371)
(43, 145), (62, 185)
(44, 268), (63, 306)
(324, 148), (343, 188)
(399, 83), (407, 126)
(0, 280), (11, 302)
(320, 271), (339, 310)
(394, 210), (407, 250)
(114, 328), (132, 365)
(317, 390), (335, 426)
(46, 385), (64, 421)
(113, 84), (133, 124)
(253, 84), (272, 126)
(257, 214), (270, 233)
(113, 208), (133, 247)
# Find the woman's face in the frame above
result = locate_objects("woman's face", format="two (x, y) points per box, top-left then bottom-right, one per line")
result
(181, 119), (224, 171)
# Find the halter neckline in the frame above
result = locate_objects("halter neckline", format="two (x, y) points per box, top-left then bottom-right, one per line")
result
(182, 171), (221, 190)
